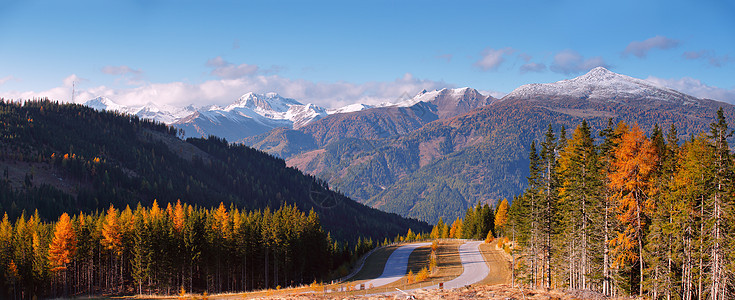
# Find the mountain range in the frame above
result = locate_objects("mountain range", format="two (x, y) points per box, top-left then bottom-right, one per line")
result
(85, 92), (379, 142)
(82, 67), (735, 223)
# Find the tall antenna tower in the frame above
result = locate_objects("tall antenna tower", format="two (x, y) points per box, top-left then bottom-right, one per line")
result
(72, 81), (75, 103)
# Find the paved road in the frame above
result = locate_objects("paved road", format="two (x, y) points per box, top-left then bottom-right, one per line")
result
(357, 242), (431, 289)
(438, 241), (489, 289)
(379, 240), (490, 295)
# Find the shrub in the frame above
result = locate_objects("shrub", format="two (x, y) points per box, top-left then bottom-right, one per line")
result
(485, 231), (494, 244)
(416, 267), (430, 282)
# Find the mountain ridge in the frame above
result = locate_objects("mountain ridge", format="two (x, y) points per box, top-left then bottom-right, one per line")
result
(0, 99), (430, 240)
(276, 68), (735, 222)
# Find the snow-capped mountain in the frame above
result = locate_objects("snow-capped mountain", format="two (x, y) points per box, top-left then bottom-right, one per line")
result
(83, 97), (197, 124)
(83, 97), (134, 113)
(327, 103), (375, 115)
(172, 92), (330, 141)
(217, 92), (327, 128)
(503, 67), (701, 105)
(83, 88), (496, 144)
(393, 87), (496, 118)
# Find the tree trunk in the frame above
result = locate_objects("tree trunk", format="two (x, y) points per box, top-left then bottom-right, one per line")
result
(603, 195), (610, 296)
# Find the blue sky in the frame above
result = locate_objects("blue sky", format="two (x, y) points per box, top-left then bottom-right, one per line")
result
(1, 0), (733, 108)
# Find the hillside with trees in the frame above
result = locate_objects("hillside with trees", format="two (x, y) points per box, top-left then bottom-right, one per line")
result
(0, 99), (429, 242)
(280, 69), (735, 224)
(0, 202), (343, 298)
(506, 110), (735, 299)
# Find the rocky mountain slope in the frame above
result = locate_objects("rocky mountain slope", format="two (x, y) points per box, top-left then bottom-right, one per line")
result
(276, 68), (735, 223)
(81, 68), (734, 224)
(243, 87), (495, 157)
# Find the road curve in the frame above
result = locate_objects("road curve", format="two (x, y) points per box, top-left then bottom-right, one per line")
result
(366, 240), (491, 296)
(357, 242), (431, 289)
(440, 240), (489, 289)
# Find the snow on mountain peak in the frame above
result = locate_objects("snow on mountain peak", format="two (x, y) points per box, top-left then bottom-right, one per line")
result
(574, 67), (616, 81)
(504, 67), (699, 104)
(84, 96), (125, 112)
(392, 87), (480, 107)
(327, 103), (375, 114)
(225, 92), (302, 113)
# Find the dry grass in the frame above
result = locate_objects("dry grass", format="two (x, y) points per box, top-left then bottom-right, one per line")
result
(475, 241), (512, 285)
(239, 284), (618, 299)
(110, 240), (495, 299)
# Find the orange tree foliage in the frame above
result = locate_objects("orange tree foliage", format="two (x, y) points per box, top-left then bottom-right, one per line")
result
(608, 123), (658, 296)
(0, 201), (347, 298)
(48, 213), (76, 272)
(101, 205), (123, 256)
(494, 198), (509, 236)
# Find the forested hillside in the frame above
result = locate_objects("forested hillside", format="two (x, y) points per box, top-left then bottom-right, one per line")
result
(506, 110), (735, 298)
(0, 99), (429, 243)
(283, 69), (735, 224)
(0, 202), (342, 298)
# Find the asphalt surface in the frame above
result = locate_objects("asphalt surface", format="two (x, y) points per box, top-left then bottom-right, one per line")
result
(437, 241), (489, 289)
(357, 242), (432, 289)
(370, 240), (490, 295)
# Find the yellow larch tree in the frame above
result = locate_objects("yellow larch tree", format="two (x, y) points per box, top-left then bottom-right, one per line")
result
(449, 218), (462, 239)
(494, 198), (509, 237)
(102, 204), (122, 256)
(173, 199), (186, 233)
(608, 123), (658, 296)
(48, 213), (77, 272)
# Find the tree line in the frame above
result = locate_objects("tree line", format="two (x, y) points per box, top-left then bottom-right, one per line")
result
(0, 201), (351, 299)
(506, 108), (735, 299)
(0, 99), (430, 243)
(428, 201), (499, 241)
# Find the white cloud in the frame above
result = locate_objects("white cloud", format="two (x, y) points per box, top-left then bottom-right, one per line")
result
(683, 50), (730, 67)
(550, 50), (608, 75)
(520, 62), (546, 73)
(479, 89), (507, 99)
(475, 47), (515, 71)
(101, 65), (142, 75)
(0, 76), (16, 86)
(206, 56), (260, 79)
(1, 72), (451, 109)
(101, 65), (145, 85)
(63, 74), (87, 87)
(624, 35), (679, 58)
(646, 76), (735, 104)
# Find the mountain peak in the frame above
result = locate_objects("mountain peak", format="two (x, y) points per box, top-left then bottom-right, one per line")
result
(504, 67), (700, 105)
(572, 67), (623, 83)
(226, 92), (301, 112)
(83, 96), (125, 112)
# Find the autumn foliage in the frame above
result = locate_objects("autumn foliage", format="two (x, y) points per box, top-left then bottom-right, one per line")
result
(0, 202), (350, 299)
(507, 110), (735, 299)
(48, 213), (76, 272)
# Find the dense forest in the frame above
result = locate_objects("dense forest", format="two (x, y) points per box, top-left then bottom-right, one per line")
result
(506, 109), (735, 299)
(0, 99), (429, 243)
(0, 200), (368, 298)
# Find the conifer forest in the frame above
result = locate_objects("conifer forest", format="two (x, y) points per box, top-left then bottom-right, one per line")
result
(507, 109), (735, 299)
(0, 201), (355, 298)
